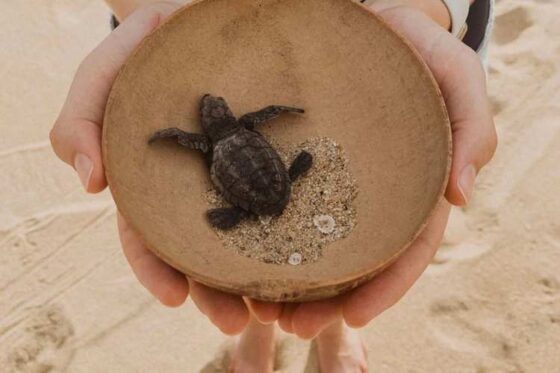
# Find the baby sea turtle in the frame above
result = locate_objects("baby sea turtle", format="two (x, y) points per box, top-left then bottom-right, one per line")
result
(149, 94), (313, 230)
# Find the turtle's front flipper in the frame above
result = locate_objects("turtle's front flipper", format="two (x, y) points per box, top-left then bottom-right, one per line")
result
(238, 105), (305, 131)
(289, 151), (313, 181)
(148, 127), (211, 153)
(207, 207), (247, 230)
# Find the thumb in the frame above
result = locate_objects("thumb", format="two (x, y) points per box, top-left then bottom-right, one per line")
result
(50, 2), (182, 192)
(376, 7), (497, 205)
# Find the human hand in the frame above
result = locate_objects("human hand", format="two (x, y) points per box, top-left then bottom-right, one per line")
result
(276, 6), (497, 338)
(50, 1), (280, 335)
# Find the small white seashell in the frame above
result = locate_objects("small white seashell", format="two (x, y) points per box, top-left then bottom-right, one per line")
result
(313, 214), (336, 234)
(288, 252), (302, 265)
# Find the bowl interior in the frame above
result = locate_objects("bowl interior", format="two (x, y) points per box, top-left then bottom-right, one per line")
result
(103, 0), (451, 301)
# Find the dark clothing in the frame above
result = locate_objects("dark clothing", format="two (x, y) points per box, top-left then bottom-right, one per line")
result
(464, 0), (491, 52)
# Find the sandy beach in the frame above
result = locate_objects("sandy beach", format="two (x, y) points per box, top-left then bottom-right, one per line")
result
(1, 0), (559, 371)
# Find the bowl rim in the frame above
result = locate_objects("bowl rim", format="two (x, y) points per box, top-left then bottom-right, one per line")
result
(102, 0), (452, 302)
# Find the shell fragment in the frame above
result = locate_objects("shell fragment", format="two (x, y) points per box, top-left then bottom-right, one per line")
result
(288, 252), (302, 265)
(313, 214), (336, 234)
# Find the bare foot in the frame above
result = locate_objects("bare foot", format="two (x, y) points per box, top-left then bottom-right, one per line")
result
(229, 317), (276, 373)
(315, 320), (368, 373)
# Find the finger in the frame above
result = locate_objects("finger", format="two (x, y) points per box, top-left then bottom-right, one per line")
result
(50, 120), (106, 193)
(377, 8), (497, 205)
(291, 298), (343, 340)
(244, 298), (283, 324)
(117, 212), (189, 307)
(436, 50), (497, 205)
(188, 280), (250, 336)
(343, 201), (451, 328)
(278, 303), (298, 333)
(50, 2), (182, 193)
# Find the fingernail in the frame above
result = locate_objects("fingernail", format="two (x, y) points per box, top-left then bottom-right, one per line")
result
(458, 164), (477, 204)
(74, 153), (93, 191)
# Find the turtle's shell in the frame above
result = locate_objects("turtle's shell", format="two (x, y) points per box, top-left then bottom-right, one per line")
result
(210, 128), (290, 215)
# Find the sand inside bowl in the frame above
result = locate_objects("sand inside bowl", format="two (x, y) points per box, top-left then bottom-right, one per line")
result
(205, 137), (358, 265)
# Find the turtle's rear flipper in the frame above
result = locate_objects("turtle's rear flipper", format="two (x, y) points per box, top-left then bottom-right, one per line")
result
(289, 151), (313, 181)
(207, 207), (246, 230)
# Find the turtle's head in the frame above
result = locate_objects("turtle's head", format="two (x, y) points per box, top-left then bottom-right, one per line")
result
(200, 94), (240, 141)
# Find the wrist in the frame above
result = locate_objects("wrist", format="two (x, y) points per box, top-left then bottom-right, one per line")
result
(370, 0), (452, 30)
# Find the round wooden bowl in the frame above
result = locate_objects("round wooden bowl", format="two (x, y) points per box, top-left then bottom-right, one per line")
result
(103, 0), (451, 302)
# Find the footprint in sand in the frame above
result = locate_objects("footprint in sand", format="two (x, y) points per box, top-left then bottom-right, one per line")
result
(429, 280), (560, 371)
(536, 277), (560, 325)
(428, 297), (521, 372)
(488, 49), (555, 119)
(537, 277), (560, 296)
(492, 6), (533, 45)
(3, 304), (75, 372)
